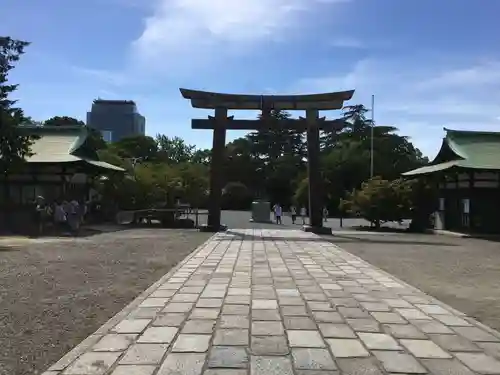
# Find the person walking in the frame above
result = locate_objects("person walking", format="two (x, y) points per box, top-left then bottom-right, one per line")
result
(274, 204), (283, 225)
(300, 206), (307, 225)
(290, 205), (297, 224)
(323, 207), (329, 222)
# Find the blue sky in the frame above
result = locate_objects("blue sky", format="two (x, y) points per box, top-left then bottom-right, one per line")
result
(4, 0), (500, 158)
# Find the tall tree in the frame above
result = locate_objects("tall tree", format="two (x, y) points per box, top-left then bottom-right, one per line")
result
(110, 135), (158, 161)
(44, 115), (107, 150)
(0, 37), (35, 172)
(156, 135), (195, 164)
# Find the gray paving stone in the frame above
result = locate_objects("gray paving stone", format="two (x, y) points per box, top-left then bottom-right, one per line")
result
(336, 358), (385, 375)
(454, 352), (500, 374)
(400, 339), (452, 358)
(93, 334), (137, 352)
(172, 293), (199, 303)
(382, 324), (426, 339)
(346, 318), (381, 332)
(252, 299), (278, 309)
(382, 298), (413, 308)
(421, 359), (475, 375)
(303, 293), (328, 301)
(338, 307), (370, 319)
(433, 314), (472, 326)
(312, 311), (343, 323)
(64, 352), (121, 375)
(415, 304), (451, 315)
(113, 319), (151, 334)
(225, 295), (251, 305)
(190, 308), (220, 320)
(288, 330), (326, 347)
(182, 320), (216, 334)
(330, 298), (359, 307)
(220, 315), (249, 329)
(197, 298), (224, 308)
(453, 326), (500, 342)
(284, 317), (316, 330)
(208, 346), (249, 368)
(252, 321), (284, 335)
(140, 298), (170, 308)
(251, 356), (294, 375)
(214, 329), (249, 346)
(358, 302), (390, 312)
(295, 370), (339, 375)
(292, 348), (336, 370)
(129, 307), (163, 319)
(120, 343), (169, 364)
(153, 313), (187, 327)
(138, 327), (178, 343)
(428, 334), (481, 352)
(326, 339), (370, 358)
(307, 301), (334, 311)
(110, 365), (156, 375)
(410, 319), (454, 334)
(203, 370), (247, 375)
(478, 342), (500, 358)
(163, 302), (195, 313)
(252, 309), (282, 320)
(373, 351), (427, 373)
(172, 334), (211, 352)
(370, 312), (407, 324)
(222, 304), (250, 315)
(251, 335), (289, 355)
(180, 286), (205, 294)
(395, 308), (432, 321)
(318, 323), (356, 338)
(157, 353), (206, 375)
(279, 296), (306, 306)
(357, 332), (401, 350)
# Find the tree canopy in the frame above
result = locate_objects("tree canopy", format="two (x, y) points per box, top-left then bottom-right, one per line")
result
(0, 37), (36, 173)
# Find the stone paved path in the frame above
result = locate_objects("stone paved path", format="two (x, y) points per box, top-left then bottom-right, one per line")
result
(44, 229), (500, 375)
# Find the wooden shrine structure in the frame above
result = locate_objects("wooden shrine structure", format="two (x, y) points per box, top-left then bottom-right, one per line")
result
(180, 88), (355, 233)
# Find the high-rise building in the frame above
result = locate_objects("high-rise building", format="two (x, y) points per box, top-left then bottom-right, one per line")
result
(86, 99), (146, 142)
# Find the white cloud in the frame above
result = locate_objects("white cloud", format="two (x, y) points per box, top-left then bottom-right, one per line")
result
(295, 57), (500, 158)
(131, 0), (349, 65)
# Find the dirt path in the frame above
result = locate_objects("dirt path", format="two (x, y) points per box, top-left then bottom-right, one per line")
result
(0, 229), (211, 375)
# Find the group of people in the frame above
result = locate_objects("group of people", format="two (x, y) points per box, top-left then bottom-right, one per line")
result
(271, 204), (329, 225)
(33, 196), (89, 235)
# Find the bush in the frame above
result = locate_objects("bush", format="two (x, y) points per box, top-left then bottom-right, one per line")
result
(340, 176), (413, 228)
(222, 182), (253, 210)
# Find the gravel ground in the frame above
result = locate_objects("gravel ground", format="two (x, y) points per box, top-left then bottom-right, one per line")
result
(0, 228), (211, 375)
(328, 232), (500, 331)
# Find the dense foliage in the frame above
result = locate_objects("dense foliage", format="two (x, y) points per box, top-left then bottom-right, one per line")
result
(0, 37), (36, 173)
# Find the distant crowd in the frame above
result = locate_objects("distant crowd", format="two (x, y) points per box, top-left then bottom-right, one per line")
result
(271, 204), (328, 225)
(32, 196), (102, 236)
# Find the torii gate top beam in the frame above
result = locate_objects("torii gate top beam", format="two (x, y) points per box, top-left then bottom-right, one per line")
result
(179, 88), (355, 111)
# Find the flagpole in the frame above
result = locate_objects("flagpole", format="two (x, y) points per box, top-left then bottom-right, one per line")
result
(370, 94), (375, 178)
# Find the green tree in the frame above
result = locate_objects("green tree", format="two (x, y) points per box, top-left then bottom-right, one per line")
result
(109, 135), (158, 161)
(340, 176), (413, 228)
(156, 135), (195, 164)
(222, 181), (253, 210)
(0, 37), (35, 172)
(44, 115), (107, 150)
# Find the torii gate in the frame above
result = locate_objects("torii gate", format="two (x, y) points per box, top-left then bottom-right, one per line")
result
(180, 88), (355, 233)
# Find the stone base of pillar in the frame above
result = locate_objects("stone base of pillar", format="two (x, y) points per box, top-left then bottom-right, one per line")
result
(302, 225), (332, 235)
(199, 224), (228, 232)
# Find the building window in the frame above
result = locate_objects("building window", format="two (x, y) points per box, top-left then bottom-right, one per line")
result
(102, 130), (113, 142)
